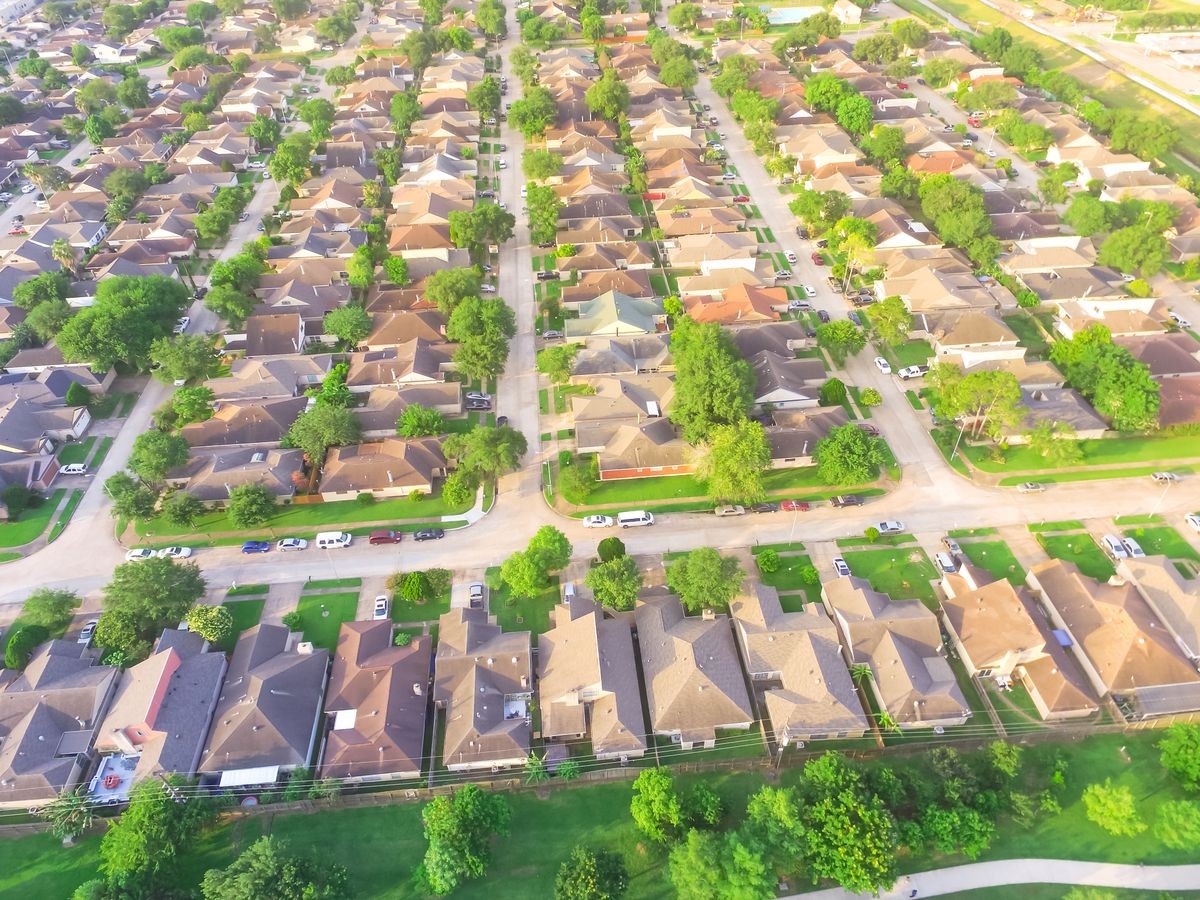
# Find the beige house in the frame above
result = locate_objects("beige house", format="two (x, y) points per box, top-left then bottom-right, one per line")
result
(634, 590), (754, 749)
(317, 437), (446, 501)
(1117, 557), (1200, 662)
(538, 595), (647, 761)
(731, 582), (868, 747)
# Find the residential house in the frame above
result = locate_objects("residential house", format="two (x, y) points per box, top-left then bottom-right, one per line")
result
(317, 437), (447, 501)
(731, 581), (869, 746)
(538, 595), (647, 761)
(179, 397), (308, 450)
(749, 351), (826, 411)
(634, 590), (754, 750)
(564, 291), (665, 342)
(682, 283), (784, 325)
(321, 621), (432, 781)
(1117, 557), (1200, 662)
(198, 625), (330, 788)
(434, 608), (532, 772)
(245, 313), (306, 357)
(164, 447), (305, 504)
(344, 339), (456, 392)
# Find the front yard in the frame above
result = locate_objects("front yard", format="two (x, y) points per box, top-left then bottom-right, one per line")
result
(959, 541), (1027, 587)
(485, 567), (561, 638)
(1037, 533), (1115, 581)
(216, 598), (266, 653)
(839, 546), (939, 607)
(965, 433), (1200, 473)
(0, 489), (65, 549)
(1120, 526), (1200, 563)
(293, 590), (360, 651)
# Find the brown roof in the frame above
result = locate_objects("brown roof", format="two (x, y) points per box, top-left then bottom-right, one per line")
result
(318, 437), (445, 494)
(321, 622), (432, 780)
(180, 397), (307, 449)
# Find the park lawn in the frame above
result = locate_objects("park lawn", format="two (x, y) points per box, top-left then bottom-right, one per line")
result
(0, 489), (64, 549)
(216, 598), (266, 652)
(56, 437), (94, 465)
(293, 591), (360, 650)
(486, 567), (561, 638)
(134, 490), (469, 539)
(840, 546), (938, 606)
(1120, 525), (1200, 562)
(967, 433), (1200, 473)
(1037, 533), (1115, 581)
(960, 541), (1026, 587)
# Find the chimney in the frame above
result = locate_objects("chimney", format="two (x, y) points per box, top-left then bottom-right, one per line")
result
(701, 608), (716, 621)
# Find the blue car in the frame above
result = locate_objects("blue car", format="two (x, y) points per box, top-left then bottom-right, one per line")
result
(241, 540), (271, 554)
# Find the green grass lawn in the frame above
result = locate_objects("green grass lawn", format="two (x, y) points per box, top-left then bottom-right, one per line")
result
(879, 338), (932, 370)
(753, 548), (821, 606)
(1037, 533), (1115, 581)
(576, 465), (841, 511)
(293, 591), (360, 650)
(304, 577), (362, 590)
(390, 583), (452, 624)
(217, 598), (266, 652)
(91, 436), (115, 468)
(960, 541), (1027, 587)
(56, 438), (94, 465)
(0, 489), (64, 549)
(997, 463), (1200, 486)
(486, 567), (561, 637)
(226, 583), (269, 597)
(1120, 525), (1200, 562)
(46, 489), (84, 544)
(840, 546), (938, 606)
(968, 433), (1200, 473)
(1028, 520), (1086, 533)
(134, 490), (469, 540)
(553, 384), (593, 415)
(947, 527), (998, 538)
(1002, 312), (1051, 357)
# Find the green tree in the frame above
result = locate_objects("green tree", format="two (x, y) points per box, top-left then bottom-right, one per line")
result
(97, 559), (206, 660)
(744, 786), (806, 871)
(245, 113), (282, 149)
(871, 295), (912, 346)
(447, 296), (516, 382)
(525, 182), (564, 246)
(669, 317), (753, 443)
(173, 386), (216, 425)
(57, 275), (190, 371)
(443, 425), (526, 482)
(1082, 779), (1146, 837)
(297, 98), (335, 141)
(523, 149), (563, 181)
(667, 2), (702, 29)
(508, 86), (558, 139)
(13, 271), (70, 310)
(501, 550), (542, 598)
(1154, 800), (1200, 850)
(323, 304), (372, 347)
(163, 491), (203, 528)
(1024, 420), (1082, 467)
(104, 471), (158, 520)
(226, 483), (277, 529)
(835, 93), (874, 136)
(149, 334), (213, 384)
(660, 56), (697, 91)
(666, 548), (742, 614)
(268, 134), (314, 186)
(185, 605), (234, 644)
(1097, 225), (1169, 276)
(537, 344), (577, 385)
(584, 69), (631, 121)
(65, 381), (91, 408)
(100, 778), (213, 896)
(201, 836), (349, 900)
(668, 829), (773, 900)
(20, 588), (79, 633)
(695, 419), (770, 504)
(397, 405), (446, 437)
(597, 536), (625, 563)
(554, 845), (628, 900)
(477, 0), (506, 36)
(528, 525), (571, 573)
(284, 405), (361, 465)
(129, 430), (189, 483)
(816, 320), (866, 365)
(1159, 723), (1200, 791)
(425, 268), (482, 316)
(789, 188), (850, 234)
(383, 256), (409, 285)
(891, 18), (929, 47)
(815, 424), (886, 485)
(630, 768), (683, 844)
(37, 788), (94, 841)
(4, 624), (49, 669)
(584, 555), (642, 612)
(940, 370), (1024, 440)
(25, 299), (70, 343)
(466, 76), (501, 116)
(204, 285), (257, 328)
(416, 785), (511, 895)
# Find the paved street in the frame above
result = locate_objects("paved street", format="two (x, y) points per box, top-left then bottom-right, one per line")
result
(791, 858), (1200, 899)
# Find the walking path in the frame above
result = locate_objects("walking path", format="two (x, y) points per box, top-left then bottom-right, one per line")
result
(791, 859), (1200, 899)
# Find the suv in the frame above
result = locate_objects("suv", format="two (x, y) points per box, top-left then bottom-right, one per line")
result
(1151, 472), (1179, 483)
(59, 463), (88, 475)
(536, 271), (560, 281)
(832, 557), (851, 577)
(468, 583), (486, 608)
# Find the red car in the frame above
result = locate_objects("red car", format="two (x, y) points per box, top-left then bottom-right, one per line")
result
(7, 228), (25, 236)
(811, 253), (825, 266)
(368, 529), (402, 545)
(732, 194), (750, 203)
(896, 81), (908, 89)
(780, 500), (811, 512)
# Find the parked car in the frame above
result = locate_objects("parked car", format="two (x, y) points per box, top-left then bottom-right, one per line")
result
(811, 253), (824, 265)
(583, 514), (614, 528)
(466, 391), (492, 402)
(848, 311), (862, 325)
(874, 357), (892, 374)
(77, 619), (99, 646)
(542, 329), (563, 340)
(496, 415), (508, 427)
(156, 546), (192, 559)
(369, 530), (402, 545)
(817, 310), (830, 323)
(536, 271), (560, 281)
(173, 316), (190, 335)
(942, 536), (962, 555)
(935, 552), (958, 574)
(858, 424), (880, 436)
(1169, 311), (1192, 329)
(773, 269), (792, 280)
(241, 540), (271, 553)
(277, 537), (307, 551)
(715, 505), (746, 517)
(1186, 513), (1200, 533)
(373, 595), (390, 620)
(124, 548), (155, 561)
(789, 299), (812, 312)
(1121, 537), (1146, 559)
(465, 399), (492, 411)
(414, 528), (445, 541)
(897, 365), (928, 379)
(59, 463), (88, 475)
(750, 502), (779, 513)
(1016, 482), (1045, 493)
(876, 520), (905, 534)
(1151, 471), (1179, 483)
(732, 194), (750, 203)
(830, 495), (863, 507)
(1101, 534), (1129, 560)
(785, 251), (798, 263)
(832, 557), (851, 577)
(468, 583), (485, 609)
(780, 500), (811, 512)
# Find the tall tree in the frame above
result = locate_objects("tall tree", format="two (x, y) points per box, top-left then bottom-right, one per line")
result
(666, 548), (742, 614)
(815, 424), (886, 486)
(128, 430), (189, 483)
(97, 559), (206, 660)
(871, 295), (912, 346)
(284, 405), (361, 465)
(694, 419), (770, 504)
(584, 555), (642, 612)
(416, 785), (511, 895)
(669, 317), (753, 443)
(554, 845), (628, 900)
(100, 779), (213, 896)
(201, 836), (349, 900)
(629, 768), (683, 843)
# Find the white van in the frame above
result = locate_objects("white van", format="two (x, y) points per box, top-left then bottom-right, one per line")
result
(1100, 534), (1128, 560)
(935, 552), (958, 574)
(315, 531), (352, 549)
(562, 581), (576, 601)
(617, 510), (655, 528)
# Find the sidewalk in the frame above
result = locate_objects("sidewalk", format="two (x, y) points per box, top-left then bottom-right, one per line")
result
(790, 859), (1200, 899)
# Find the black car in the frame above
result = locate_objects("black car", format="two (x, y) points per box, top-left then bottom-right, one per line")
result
(815, 239), (828, 249)
(496, 415), (509, 427)
(537, 241), (556, 248)
(848, 312), (862, 325)
(796, 226), (809, 239)
(817, 310), (830, 323)
(414, 528), (445, 541)
(477, 189), (495, 198)
(536, 271), (561, 281)
(830, 495), (863, 508)
(750, 502), (779, 513)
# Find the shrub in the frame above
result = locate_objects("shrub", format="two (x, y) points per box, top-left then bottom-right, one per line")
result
(281, 610), (303, 631)
(2, 484), (33, 517)
(393, 631), (413, 647)
(65, 382), (91, 407)
(4, 624), (49, 669)
(800, 564), (820, 585)
(859, 387), (883, 407)
(756, 549), (781, 573)
(356, 491), (375, 505)
(864, 526), (881, 543)
(424, 567), (452, 597)
(597, 536), (626, 562)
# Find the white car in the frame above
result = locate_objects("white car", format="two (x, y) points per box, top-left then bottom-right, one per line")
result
(20, 183), (35, 194)
(77, 619), (98, 646)
(876, 520), (905, 534)
(1121, 537), (1146, 559)
(0, 192), (12, 202)
(468, 582), (486, 609)
(1169, 312), (1192, 329)
(498, 201), (507, 211)
(173, 316), (190, 335)
(1185, 513), (1200, 533)
(59, 463), (88, 475)
(124, 548), (155, 561)
(247, 161), (266, 169)
(985, 147), (997, 158)
(480, 284), (497, 293)
(803, 284), (816, 297)
(874, 357), (892, 375)
(785, 251), (798, 263)
(156, 546), (192, 559)
(773, 269), (793, 280)
(498, 159), (507, 169)
(1017, 482), (1045, 493)
(1151, 472), (1180, 483)
(372, 594), (390, 620)
(583, 514), (614, 528)
(277, 537), (308, 551)
(832, 557), (851, 577)
(897, 365), (925, 379)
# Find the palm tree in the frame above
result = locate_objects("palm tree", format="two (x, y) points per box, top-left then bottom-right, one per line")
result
(524, 753), (549, 785)
(50, 238), (78, 278)
(36, 787), (93, 843)
(850, 663), (873, 682)
(875, 711), (900, 733)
